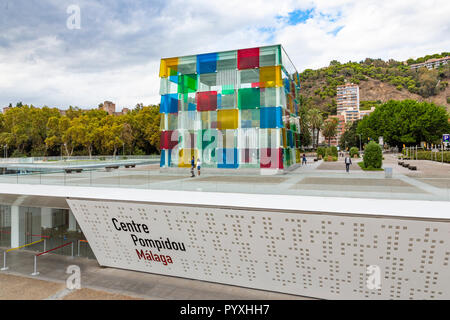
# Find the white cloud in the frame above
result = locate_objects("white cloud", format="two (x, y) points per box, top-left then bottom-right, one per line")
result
(0, 0), (449, 109)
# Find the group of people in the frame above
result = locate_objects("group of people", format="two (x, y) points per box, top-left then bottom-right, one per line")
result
(190, 156), (201, 177)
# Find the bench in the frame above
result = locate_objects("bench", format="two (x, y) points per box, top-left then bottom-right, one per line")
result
(105, 165), (119, 172)
(408, 166), (417, 171)
(65, 168), (83, 174)
(402, 163), (410, 168)
(398, 161), (404, 166)
(124, 164), (136, 168)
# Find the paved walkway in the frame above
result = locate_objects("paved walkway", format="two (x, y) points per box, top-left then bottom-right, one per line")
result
(0, 249), (309, 300)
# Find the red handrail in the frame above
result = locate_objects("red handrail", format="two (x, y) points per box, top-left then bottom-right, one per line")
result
(27, 233), (50, 239)
(36, 242), (72, 257)
(79, 240), (88, 243)
(0, 231), (11, 234)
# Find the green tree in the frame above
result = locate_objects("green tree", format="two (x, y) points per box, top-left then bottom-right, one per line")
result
(308, 108), (323, 149)
(357, 100), (449, 148)
(322, 117), (339, 146)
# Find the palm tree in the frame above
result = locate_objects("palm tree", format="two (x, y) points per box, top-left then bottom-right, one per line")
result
(308, 108), (323, 149)
(322, 117), (339, 146)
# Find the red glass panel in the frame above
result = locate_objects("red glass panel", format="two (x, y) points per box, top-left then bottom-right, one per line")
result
(237, 48), (259, 70)
(196, 91), (217, 111)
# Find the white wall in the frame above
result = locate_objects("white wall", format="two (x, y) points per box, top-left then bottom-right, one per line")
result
(68, 198), (450, 300)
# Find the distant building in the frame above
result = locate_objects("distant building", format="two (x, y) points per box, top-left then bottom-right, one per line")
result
(2, 107), (12, 113)
(337, 83), (360, 123)
(100, 101), (116, 115)
(409, 56), (450, 70)
(122, 107), (130, 114)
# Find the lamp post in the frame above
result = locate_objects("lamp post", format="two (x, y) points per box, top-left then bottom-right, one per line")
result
(357, 134), (362, 152)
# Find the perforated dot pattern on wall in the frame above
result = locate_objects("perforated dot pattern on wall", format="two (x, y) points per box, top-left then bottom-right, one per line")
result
(67, 199), (450, 300)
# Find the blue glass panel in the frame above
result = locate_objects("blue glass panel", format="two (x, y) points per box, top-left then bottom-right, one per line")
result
(217, 148), (238, 168)
(160, 94), (179, 114)
(197, 53), (218, 74)
(260, 107), (283, 128)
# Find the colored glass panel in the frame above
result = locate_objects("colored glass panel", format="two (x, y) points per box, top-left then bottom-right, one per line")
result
(178, 148), (198, 168)
(159, 57), (178, 78)
(197, 53), (217, 74)
(196, 91), (217, 111)
(237, 47), (259, 70)
(160, 130), (179, 150)
(218, 109), (238, 130)
(178, 74), (197, 94)
(260, 148), (283, 169)
(217, 148), (238, 168)
(238, 88), (260, 109)
(160, 94), (179, 114)
(260, 107), (283, 128)
(260, 66), (282, 88)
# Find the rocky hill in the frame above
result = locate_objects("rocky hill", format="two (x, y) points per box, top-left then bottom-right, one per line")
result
(298, 53), (450, 114)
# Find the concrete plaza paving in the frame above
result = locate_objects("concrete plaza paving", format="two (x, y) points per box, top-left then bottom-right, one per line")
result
(0, 249), (308, 300)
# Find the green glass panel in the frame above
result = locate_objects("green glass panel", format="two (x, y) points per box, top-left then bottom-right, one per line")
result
(238, 88), (260, 110)
(178, 74), (197, 94)
(222, 86), (235, 94)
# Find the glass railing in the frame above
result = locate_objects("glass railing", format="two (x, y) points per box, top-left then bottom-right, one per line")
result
(0, 155), (448, 201)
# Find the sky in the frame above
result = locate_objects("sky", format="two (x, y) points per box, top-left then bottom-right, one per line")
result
(0, 0), (449, 110)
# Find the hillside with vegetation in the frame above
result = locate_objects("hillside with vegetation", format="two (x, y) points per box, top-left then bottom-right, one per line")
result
(299, 52), (450, 114)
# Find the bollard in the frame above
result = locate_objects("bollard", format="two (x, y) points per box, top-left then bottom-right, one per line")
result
(71, 242), (74, 258)
(77, 240), (80, 257)
(384, 167), (393, 178)
(44, 239), (46, 252)
(1, 251), (8, 271)
(31, 256), (39, 276)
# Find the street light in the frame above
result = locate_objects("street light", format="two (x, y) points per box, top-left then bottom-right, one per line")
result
(357, 134), (362, 152)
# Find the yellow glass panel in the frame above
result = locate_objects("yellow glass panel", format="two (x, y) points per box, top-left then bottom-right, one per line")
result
(178, 148), (198, 167)
(217, 109), (238, 130)
(159, 58), (179, 78)
(259, 66), (282, 88)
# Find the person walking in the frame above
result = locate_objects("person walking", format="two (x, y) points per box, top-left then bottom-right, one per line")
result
(190, 156), (195, 177)
(197, 158), (202, 176)
(302, 154), (307, 166)
(344, 154), (352, 173)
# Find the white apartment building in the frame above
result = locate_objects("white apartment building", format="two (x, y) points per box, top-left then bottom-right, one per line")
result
(336, 83), (360, 122)
(409, 56), (450, 71)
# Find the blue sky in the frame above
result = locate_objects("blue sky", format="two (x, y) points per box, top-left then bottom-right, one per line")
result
(0, 0), (449, 109)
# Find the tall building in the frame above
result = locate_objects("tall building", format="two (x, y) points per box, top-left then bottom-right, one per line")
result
(337, 83), (360, 122)
(158, 44), (302, 171)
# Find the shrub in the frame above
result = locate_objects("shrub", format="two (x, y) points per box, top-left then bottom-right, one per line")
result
(317, 147), (326, 159)
(10, 150), (27, 158)
(330, 146), (338, 157)
(350, 147), (360, 158)
(363, 141), (382, 168)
